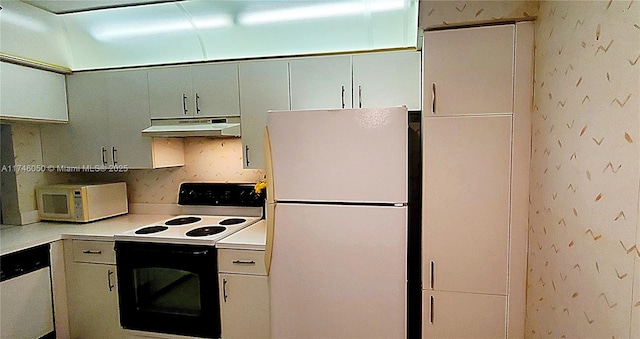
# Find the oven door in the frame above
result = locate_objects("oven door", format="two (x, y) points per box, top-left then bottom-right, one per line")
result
(115, 241), (220, 338)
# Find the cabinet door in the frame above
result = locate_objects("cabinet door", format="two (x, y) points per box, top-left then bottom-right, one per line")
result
(106, 69), (154, 169)
(422, 115), (511, 295)
(148, 66), (192, 119)
(191, 63), (241, 118)
(289, 55), (351, 110)
(41, 72), (108, 167)
(422, 290), (506, 339)
(352, 51), (421, 110)
(423, 25), (514, 115)
(219, 274), (270, 339)
(239, 60), (290, 169)
(0, 62), (68, 122)
(66, 263), (124, 339)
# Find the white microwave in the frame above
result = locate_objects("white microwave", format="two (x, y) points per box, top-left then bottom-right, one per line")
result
(36, 182), (128, 222)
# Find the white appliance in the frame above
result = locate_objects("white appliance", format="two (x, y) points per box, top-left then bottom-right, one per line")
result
(116, 214), (260, 246)
(113, 183), (264, 338)
(265, 107), (408, 338)
(36, 182), (128, 222)
(0, 244), (54, 339)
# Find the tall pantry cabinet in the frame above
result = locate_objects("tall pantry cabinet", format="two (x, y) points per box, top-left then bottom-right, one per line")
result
(421, 23), (533, 338)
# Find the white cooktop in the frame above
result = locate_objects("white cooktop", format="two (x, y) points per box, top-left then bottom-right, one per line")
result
(115, 215), (261, 246)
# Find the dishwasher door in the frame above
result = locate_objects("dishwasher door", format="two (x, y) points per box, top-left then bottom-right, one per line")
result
(0, 245), (55, 339)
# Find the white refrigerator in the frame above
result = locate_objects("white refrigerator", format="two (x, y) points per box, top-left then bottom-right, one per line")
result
(265, 107), (408, 338)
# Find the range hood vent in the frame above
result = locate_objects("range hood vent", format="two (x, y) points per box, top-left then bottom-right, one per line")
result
(142, 117), (241, 138)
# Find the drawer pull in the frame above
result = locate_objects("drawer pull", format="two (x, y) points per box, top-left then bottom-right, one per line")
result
(232, 260), (256, 265)
(82, 250), (102, 255)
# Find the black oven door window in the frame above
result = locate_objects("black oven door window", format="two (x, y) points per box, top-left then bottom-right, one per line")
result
(115, 242), (220, 339)
(133, 267), (202, 316)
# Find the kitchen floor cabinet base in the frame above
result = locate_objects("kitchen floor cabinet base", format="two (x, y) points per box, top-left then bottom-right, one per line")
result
(422, 290), (507, 339)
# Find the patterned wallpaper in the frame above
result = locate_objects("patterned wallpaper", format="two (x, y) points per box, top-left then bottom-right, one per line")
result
(526, 1), (640, 338)
(419, 0), (538, 29)
(45, 138), (264, 205)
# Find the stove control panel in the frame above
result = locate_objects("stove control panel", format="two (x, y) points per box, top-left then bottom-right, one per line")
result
(178, 183), (265, 207)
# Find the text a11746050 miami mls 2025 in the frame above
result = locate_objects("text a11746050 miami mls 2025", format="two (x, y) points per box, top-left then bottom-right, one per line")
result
(0, 164), (129, 173)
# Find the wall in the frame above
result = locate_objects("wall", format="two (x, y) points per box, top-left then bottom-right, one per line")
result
(0, 123), (47, 224)
(1, 126), (262, 225)
(0, 0), (71, 67)
(44, 137), (264, 205)
(419, 0), (538, 29)
(526, 1), (640, 338)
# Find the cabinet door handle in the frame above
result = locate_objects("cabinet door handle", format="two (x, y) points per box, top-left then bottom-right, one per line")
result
(107, 269), (115, 292)
(244, 145), (250, 167)
(101, 147), (108, 166)
(182, 93), (188, 115)
(341, 85), (345, 109)
(195, 93), (201, 115)
(222, 278), (228, 303)
(82, 250), (102, 254)
(232, 260), (256, 265)
(358, 85), (362, 108)
(430, 260), (435, 289)
(430, 295), (435, 324)
(111, 147), (118, 165)
(431, 83), (437, 114)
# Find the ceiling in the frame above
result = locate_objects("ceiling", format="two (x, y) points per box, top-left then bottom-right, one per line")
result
(20, 0), (180, 14)
(7, 0), (418, 70)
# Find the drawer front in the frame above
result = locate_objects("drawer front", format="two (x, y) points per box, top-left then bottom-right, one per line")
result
(72, 240), (115, 264)
(218, 249), (266, 275)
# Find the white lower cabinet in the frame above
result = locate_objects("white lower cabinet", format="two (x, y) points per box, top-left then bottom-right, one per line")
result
(218, 248), (270, 339)
(64, 240), (124, 339)
(219, 274), (270, 339)
(422, 290), (506, 338)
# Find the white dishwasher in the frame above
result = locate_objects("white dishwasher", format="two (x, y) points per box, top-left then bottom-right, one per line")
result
(0, 244), (55, 339)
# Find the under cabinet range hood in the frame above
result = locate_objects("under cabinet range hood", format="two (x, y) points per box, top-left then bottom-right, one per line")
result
(141, 117), (241, 138)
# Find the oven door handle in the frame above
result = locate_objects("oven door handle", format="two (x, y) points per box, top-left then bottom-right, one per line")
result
(117, 247), (212, 257)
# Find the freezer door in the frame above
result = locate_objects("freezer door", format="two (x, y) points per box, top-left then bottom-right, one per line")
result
(269, 203), (407, 339)
(267, 107), (408, 204)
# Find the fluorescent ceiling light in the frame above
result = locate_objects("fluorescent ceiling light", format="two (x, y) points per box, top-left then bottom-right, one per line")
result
(90, 14), (232, 41)
(238, 0), (405, 26)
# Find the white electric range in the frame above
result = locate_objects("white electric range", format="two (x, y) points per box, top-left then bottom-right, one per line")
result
(113, 183), (264, 339)
(115, 183), (264, 246)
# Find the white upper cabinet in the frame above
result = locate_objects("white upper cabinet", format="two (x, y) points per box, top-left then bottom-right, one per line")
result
(191, 63), (241, 118)
(41, 71), (107, 166)
(423, 25), (514, 115)
(148, 66), (192, 119)
(352, 51), (421, 110)
(239, 60), (290, 169)
(0, 62), (68, 122)
(42, 69), (184, 169)
(148, 63), (240, 119)
(289, 51), (421, 111)
(289, 55), (352, 110)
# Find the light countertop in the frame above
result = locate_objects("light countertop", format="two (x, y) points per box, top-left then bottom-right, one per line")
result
(1, 214), (267, 256)
(0, 214), (170, 256)
(217, 220), (266, 251)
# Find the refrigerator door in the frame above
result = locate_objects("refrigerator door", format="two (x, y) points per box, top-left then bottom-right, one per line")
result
(267, 107), (408, 204)
(269, 203), (407, 339)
